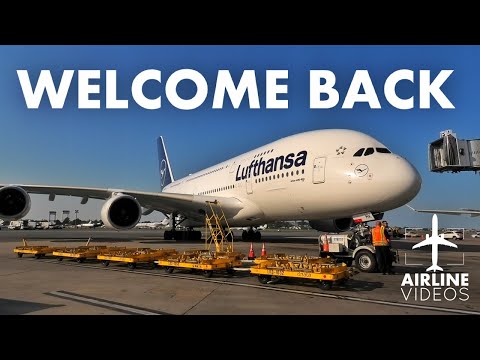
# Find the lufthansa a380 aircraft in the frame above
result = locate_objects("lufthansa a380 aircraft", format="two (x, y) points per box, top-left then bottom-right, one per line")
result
(0, 129), (421, 241)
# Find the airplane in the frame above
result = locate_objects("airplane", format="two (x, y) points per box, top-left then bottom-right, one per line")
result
(135, 221), (164, 229)
(412, 214), (458, 272)
(76, 220), (102, 228)
(0, 129), (422, 241)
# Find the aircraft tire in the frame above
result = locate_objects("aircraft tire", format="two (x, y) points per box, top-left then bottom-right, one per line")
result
(354, 250), (376, 273)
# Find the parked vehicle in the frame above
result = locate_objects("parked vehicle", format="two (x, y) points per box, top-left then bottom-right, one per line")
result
(471, 232), (480, 238)
(441, 230), (463, 240)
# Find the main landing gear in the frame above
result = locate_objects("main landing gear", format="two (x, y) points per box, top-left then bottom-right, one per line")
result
(163, 213), (202, 240)
(164, 228), (202, 240)
(242, 227), (262, 242)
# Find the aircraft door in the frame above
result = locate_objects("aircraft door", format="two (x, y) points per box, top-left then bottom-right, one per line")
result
(246, 177), (253, 194)
(313, 157), (326, 184)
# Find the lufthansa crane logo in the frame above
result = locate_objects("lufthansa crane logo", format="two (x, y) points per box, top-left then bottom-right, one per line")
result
(160, 159), (167, 186)
(354, 164), (369, 177)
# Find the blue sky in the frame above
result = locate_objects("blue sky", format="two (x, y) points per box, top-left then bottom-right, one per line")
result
(1, 45), (479, 228)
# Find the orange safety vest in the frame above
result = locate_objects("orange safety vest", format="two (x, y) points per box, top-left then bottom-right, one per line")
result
(371, 226), (389, 246)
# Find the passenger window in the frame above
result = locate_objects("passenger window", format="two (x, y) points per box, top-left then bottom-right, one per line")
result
(376, 148), (391, 154)
(353, 148), (365, 157)
(364, 148), (374, 156)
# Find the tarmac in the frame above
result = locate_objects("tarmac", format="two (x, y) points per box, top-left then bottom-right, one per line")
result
(0, 228), (479, 315)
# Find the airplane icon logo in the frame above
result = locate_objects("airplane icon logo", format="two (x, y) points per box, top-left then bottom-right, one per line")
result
(412, 214), (458, 272)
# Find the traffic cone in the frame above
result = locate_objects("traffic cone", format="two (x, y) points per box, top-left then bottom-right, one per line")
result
(323, 238), (329, 252)
(248, 242), (255, 260)
(261, 242), (267, 257)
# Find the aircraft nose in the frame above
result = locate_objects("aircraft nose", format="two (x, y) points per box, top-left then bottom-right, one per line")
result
(381, 156), (422, 207)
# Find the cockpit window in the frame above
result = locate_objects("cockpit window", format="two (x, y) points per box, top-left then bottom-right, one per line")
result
(353, 148), (365, 157)
(364, 147), (375, 156)
(376, 147), (391, 154)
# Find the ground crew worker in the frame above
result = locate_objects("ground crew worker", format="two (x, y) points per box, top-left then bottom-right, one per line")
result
(382, 220), (396, 271)
(371, 221), (394, 275)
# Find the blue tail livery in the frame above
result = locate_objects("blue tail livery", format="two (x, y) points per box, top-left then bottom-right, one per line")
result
(157, 136), (174, 192)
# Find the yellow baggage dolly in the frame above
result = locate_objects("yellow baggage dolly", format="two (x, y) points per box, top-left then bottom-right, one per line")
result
(13, 239), (64, 259)
(156, 200), (245, 277)
(97, 248), (178, 269)
(249, 254), (351, 290)
(52, 245), (126, 263)
(155, 249), (243, 277)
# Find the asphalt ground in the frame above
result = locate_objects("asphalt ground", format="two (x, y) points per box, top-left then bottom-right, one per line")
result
(0, 228), (478, 315)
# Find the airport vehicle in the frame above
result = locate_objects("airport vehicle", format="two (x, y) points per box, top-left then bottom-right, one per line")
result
(8, 220), (22, 230)
(471, 232), (480, 238)
(404, 231), (421, 237)
(318, 226), (399, 273)
(0, 129), (421, 241)
(36, 221), (51, 230)
(440, 230), (463, 240)
(250, 254), (350, 290)
(8, 220), (36, 230)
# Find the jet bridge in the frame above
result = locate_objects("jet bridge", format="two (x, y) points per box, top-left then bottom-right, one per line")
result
(429, 129), (480, 173)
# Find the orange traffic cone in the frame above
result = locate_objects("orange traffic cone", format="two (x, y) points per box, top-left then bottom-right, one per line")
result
(323, 238), (329, 252)
(248, 242), (255, 260)
(261, 242), (267, 257)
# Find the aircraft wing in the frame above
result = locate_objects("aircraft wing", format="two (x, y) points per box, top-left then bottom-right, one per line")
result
(406, 205), (480, 217)
(0, 184), (245, 222)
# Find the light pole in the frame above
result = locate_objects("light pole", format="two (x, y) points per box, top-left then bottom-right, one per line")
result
(75, 210), (79, 228)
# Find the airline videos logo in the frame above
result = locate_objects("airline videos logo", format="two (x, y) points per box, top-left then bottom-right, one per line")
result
(401, 214), (469, 302)
(235, 150), (307, 181)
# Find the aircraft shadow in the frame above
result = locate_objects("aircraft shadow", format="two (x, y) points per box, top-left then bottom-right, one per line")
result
(0, 298), (64, 315)
(263, 277), (384, 292)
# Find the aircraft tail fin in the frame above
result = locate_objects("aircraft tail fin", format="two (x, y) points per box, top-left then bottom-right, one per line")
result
(157, 136), (174, 192)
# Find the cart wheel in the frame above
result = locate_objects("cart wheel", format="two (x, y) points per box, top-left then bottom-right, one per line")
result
(319, 280), (332, 290)
(17, 253), (23, 258)
(226, 267), (235, 275)
(258, 275), (271, 284)
(127, 263), (137, 269)
(76, 258), (85, 263)
(57, 257), (63, 261)
(203, 270), (213, 278)
(34, 254), (42, 259)
(165, 266), (174, 274)
(102, 260), (110, 267)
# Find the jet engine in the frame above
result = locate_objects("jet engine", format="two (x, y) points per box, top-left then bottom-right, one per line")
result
(101, 194), (142, 230)
(0, 186), (31, 221)
(309, 218), (353, 233)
